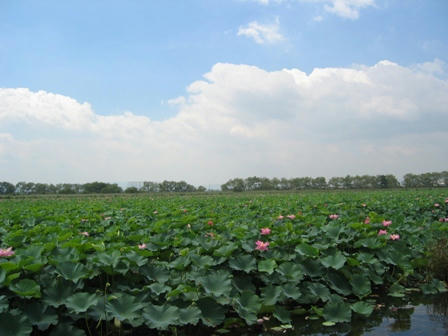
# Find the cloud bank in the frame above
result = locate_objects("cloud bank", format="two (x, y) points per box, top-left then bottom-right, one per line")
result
(1, 60), (447, 184)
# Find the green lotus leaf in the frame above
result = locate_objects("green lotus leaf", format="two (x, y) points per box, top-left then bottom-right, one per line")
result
(125, 251), (148, 267)
(0, 312), (32, 336)
(354, 237), (382, 249)
(106, 293), (145, 321)
(322, 321), (336, 326)
(20, 245), (44, 259)
(0, 262), (19, 273)
(214, 243), (238, 257)
(229, 255), (257, 273)
(50, 247), (80, 264)
(23, 302), (58, 331)
(350, 274), (371, 298)
(277, 262), (304, 282)
(261, 285), (283, 306)
(323, 224), (343, 240)
(320, 251), (347, 270)
(148, 282), (171, 295)
(141, 264), (170, 283)
(326, 271), (352, 296)
(282, 283), (302, 300)
(258, 259), (277, 274)
(65, 292), (98, 313)
(191, 254), (215, 268)
(0, 268), (5, 285)
(143, 304), (179, 330)
(351, 301), (374, 316)
(23, 263), (45, 273)
(323, 296), (352, 323)
(178, 306), (201, 325)
(113, 259), (130, 275)
(233, 275), (256, 293)
(95, 250), (121, 268)
(198, 298), (226, 327)
(49, 322), (86, 336)
(199, 270), (232, 297)
(273, 306), (291, 324)
(306, 282), (332, 302)
(9, 279), (41, 298)
(0, 296), (8, 313)
(301, 259), (325, 278)
(43, 279), (77, 307)
(237, 291), (262, 313)
(170, 256), (191, 270)
(295, 243), (319, 257)
(55, 262), (89, 283)
(388, 283), (406, 297)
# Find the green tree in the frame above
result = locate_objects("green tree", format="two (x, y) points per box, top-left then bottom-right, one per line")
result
(0, 181), (15, 194)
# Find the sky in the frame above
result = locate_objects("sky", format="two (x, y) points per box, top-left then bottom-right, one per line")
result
(1, 0), (448, 186)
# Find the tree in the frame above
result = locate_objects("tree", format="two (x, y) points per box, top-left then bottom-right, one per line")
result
(140, 181), (160, 193)
(221, 178), (246, 192)
(125, 187), (139, 193)
(0, 181), (15, 194)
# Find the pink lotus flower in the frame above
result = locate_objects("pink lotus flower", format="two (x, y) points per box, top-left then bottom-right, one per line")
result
(80, 231), (89, 237)
(0, 247), (14, 257)
(207, 220), (214, 226)
(255, 241), (269, 251)
(439, 218), (446, 222)
(286, 215), (296, 220)
(362, 203), (367, 207)
(445, 198), (448, 203)
(182, 209), (188, 213)
(277, 215), (284, 220)
(390, 234), (400, 240)
(138, 243), (147, 249)
(329, 214), (339, 220)
(205, 232), (215, 238)
(434, 203), (440, 207)
(364, 217), (371, 224)
(260, 228), (271, 235)
(382, 220), (392, 227)
(153, 210), (158, 214)
(378, 229), (387, 236)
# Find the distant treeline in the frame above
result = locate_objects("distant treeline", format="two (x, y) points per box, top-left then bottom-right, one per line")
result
(221, 171), (448, 192)
(0, 171), (446, 195)
(0, 180), (205, 195)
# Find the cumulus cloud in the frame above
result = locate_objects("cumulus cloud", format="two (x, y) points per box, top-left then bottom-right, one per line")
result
(237, 18), (285, 44)
(1, 59), (447, 184)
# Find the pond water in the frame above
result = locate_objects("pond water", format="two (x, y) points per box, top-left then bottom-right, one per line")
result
(263, 293), (448, 336)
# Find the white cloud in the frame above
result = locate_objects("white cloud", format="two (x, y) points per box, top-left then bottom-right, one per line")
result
(321, 0), (375, 19)
(237, 18), (285, 44)
(248, 0), (376, 19)
(1, 60), (447, 184)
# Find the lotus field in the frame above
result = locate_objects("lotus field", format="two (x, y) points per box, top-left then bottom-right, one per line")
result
(0, 189), (447, 335)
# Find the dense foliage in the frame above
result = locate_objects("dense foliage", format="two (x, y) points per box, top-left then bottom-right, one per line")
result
(1, 170), (446, 196)
(0, 190), (447, 335)
(221, 171), (448, 191)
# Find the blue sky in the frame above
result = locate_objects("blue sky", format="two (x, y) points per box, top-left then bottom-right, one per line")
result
(1, 0), (447, 185)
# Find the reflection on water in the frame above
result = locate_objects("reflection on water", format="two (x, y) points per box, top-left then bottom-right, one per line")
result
(269, 293), (448, 336)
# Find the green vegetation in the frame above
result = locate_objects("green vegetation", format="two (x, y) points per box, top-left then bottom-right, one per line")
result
(1, 170), (447, 196)
(0, 189), (447, 335)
